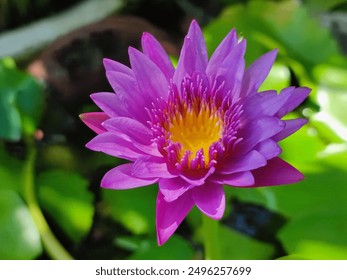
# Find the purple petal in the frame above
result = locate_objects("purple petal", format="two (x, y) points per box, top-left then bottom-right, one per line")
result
(252, 157), (304, 187)
(255, 139), (282, 160)
(243, 89), (289, 120)
(141, 32), (175, 81)
(86, 132), (145, 160)
(192, 182), (225, 220)
(80, 112), (109, 134)
(218, 150), (267, 174)
(159, 177), (193, 202)
(210, 171), (255, 187)
(276, 87), (311, 118)
(208, 40), (246, 102)
(180, 167), (216, 186)
(101, 163), (157, 189)
(173, 20), (208, 84)
(132, 156), (176, 179)
(91, 92), (130, 118)
(102, 117), (152, 144)
(129, 47), (169, 101)
(273, 118), (308, 142)
(241, 49), (278, 98)
(238, 116), (285, 153)
(207, 29), (238, 74)
(156, 191), (194, 245)
(103, 58), (134, 77)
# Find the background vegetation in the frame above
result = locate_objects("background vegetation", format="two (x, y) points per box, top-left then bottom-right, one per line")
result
(1, 0), (347, 259)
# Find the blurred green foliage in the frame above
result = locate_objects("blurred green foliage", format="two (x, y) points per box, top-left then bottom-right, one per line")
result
(1, 0), (347, 260)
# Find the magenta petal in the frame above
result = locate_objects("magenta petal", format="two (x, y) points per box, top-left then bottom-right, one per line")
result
(273, 118), (308, 142)
(255, 139), (282, 160)
(252, 157), (304, 187)
(173, 20), (208, 84)
(102, 117), (152, 144)
(209, 40), (246, 101)
(101, 163), (157, 189)
(159, 177), (193, 202)
(210, 171), (255, 187)
(156, 191), (194, 245)
(86, 132), (145, 160)
(129, 47), (169, 100)
(132, 156), (176, 179)
(241, 49), (278, 97)
(207, 29), (238, 75)
(180, 167), (215, 186)
(103, 58), (134, 77)
(141, 32), (174, 81)
(80, 112), (109, 134)
(276, 87), (311, 118)
(104, 71), (151, 124)
(91, 92), (130, 118)
(192, 183), (225, 220)
(218, 150), (266, 174)
(243, 89), (289, 120)
(238, 116), (285, 152)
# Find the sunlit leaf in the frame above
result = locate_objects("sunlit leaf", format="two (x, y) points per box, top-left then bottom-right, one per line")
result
(38, 170), (94, 242)
(0, 189), (42, 259)
(127, 235), (194, 260)
(102, 186), (157, 235)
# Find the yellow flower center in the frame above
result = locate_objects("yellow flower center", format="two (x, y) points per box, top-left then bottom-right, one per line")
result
(166, 101), (223, 165)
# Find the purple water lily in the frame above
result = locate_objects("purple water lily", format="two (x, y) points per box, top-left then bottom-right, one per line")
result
(81, 20), (310, 245)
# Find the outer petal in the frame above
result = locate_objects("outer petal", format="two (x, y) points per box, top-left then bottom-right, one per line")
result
(80, 112), (109, 134)
(208, 40), (246, 102)
(141, 32), (175, 81)
(276, 87), (311, 118)
(192, 182), (225, 220)
(104, 71), (149, 124)
(156, 191), (194, 245)
(241, 49), (278, 98)
(210, 171), (255, 187)
(252, 157), (304, 187)
(132, 156), (176, 179)
(273, 118), (308, 142)
(103, 58), (134, 77)
(207, 29), (238, 74)
(86, 132), (145, 160)
(159, 177), (193, 202)
(218, 150), (267, 174)
(238, 116), (285, 153)
(91, 92), (130, 118)
(129, 47), (169, 101)
(101, 163), (157, 189)
(255, 139), (282, 160)
(243, 88), (291, 120)
(102, 117), (152, 145)
(173, 20), (208, 84)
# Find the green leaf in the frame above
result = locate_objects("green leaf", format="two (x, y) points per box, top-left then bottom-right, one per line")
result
(0, 189), (42, 259)
(37, 170), (94, 242)
(198, 225), (274, 260)
(272, 153), (347, 254)
(312, 64), (347, 142)
(259, 63), (290, 93)
(204, 1), (340, 68)
(127, 235), (194, 260)
(0, 57), (43, 140)
(0, 145), (24, 193)
(102, 185), (157, 235)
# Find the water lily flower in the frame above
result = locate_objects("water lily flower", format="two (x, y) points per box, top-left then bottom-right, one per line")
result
(81, 20), (310, 245)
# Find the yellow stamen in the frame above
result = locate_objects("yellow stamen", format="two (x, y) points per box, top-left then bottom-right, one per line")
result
(166, 102), (222, 165)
